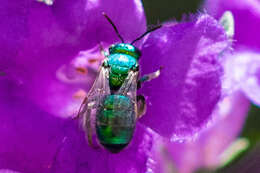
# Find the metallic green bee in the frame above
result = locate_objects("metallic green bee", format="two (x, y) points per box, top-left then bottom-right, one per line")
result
(77, 13), (161, 153)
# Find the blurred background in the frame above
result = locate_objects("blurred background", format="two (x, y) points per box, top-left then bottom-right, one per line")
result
(142, 0), (260, 172)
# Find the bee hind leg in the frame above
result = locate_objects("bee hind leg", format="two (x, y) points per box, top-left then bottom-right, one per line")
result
(137, 95), (147, 118)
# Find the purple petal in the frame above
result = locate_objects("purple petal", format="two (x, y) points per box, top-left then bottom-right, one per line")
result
(0, 5), (81, 120)
(139, 14), (230, 138)
(4, 0), (146, 118)
(0, 76), (162, 173)
(53, 0), (147, 48)
(224, 51), (260, 106)
(205, 0), (260, 50)
(14, 45), (98, 118)
(0, 76), (162, 172)
(0, 78), (68, 172)
(0, 0), (31, 68)
(10, 3), (97, 118)
(0, 170), (23, 173)
(52, 123), (161, 173)
(155, 91), (250, 173)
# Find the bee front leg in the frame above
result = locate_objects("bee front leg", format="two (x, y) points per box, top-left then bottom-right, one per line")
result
(99, 43), (109, 58)
(137, 95), (147, 118)
(138, 66), (162, 89)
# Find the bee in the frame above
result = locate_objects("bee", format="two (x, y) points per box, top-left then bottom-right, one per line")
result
(77, 13), (161, 153)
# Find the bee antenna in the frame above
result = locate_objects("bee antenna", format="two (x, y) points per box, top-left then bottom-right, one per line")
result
(131, 25), (162, 45)
(102, 12), (125, 43)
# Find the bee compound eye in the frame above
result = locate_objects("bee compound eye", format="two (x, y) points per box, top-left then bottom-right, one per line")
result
(108, 44), (115, 53)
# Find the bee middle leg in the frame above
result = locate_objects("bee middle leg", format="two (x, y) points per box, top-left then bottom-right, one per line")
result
(138, 66), (162, 89)
(137, 95), (147, 118)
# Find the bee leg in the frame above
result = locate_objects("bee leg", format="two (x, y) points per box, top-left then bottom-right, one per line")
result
(72, 97), (88, 120)
(137, 95), (147, 118)
(138, 66), (162, 89)
(84, 104), (99, 149)
(75, 98), (99, 149)
(85, 108), (94, 147)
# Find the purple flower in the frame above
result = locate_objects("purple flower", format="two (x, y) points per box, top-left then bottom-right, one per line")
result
(0, 0), (230, 172)
(205, 0), (260, 50)
(205, 0), (260, 105)
(0, 169), (23, 173)
(153, 91), (250, 173)
(150, 1), (260, 172)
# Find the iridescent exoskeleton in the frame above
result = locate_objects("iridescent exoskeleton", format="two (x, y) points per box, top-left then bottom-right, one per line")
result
(77, 13), (161, 153)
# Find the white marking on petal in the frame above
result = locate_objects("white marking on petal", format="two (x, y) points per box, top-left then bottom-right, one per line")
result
(73, 45), (105, 70)
(36, 0), (54, 6)
(160, 34), (168, 44)
(218, 97), (232, 118)
(134, 0), (143, 14)
(56, 45), (107, 84)
(223, 51), (260, 104)
(56, 65), (90, 84)
(219, 11), (235, 38)
(86, 0), (100, 10)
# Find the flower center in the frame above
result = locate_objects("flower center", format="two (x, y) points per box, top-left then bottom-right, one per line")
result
(48, 45), (106, 118)
(56, 45), (105, 84)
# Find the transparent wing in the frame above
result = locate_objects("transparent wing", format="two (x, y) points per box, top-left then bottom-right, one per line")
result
(78, 65), (110, 116)
(116, 70), (139, 119)
(77, 64), (110, 147)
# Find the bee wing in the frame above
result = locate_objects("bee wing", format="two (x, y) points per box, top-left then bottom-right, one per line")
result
(77, 65), (110, 115)
(77, 65), (110, 146)
(116, 70), (139, 118)
(116, 70), (138, 98)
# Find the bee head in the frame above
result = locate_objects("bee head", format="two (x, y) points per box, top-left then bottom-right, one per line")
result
(109, 43), (141, 60)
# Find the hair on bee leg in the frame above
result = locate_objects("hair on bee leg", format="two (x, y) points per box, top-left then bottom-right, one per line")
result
(137, 95), (147, 118)
(137, 66), (162, 89)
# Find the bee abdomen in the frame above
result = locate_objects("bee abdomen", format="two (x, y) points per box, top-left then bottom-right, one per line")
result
(96, 95), (135, 153)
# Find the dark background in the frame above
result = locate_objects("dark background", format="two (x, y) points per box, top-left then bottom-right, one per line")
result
(142, 0), (260, 172)
(143, 0), (203, 24)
